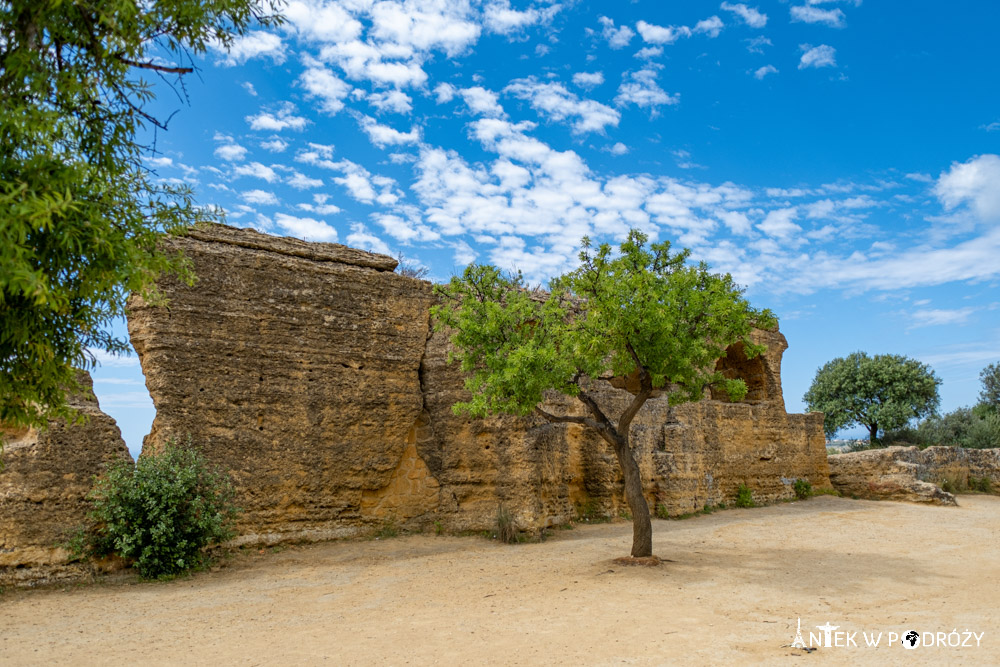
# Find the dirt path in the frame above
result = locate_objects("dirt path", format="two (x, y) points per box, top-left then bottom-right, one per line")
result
(2, 496), (998, 665)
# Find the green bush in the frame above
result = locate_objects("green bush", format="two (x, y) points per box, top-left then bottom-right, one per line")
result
(734, 484), (755, 508)
(83, 440), (239, 579)
(882, 407), (1000, 449)
(793, 478), (812, 500)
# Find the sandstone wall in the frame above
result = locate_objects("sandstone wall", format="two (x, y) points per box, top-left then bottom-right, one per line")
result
(0, 373), (131, 585)
(829, 446), (1000, 504)
(128, 224), (830, 542)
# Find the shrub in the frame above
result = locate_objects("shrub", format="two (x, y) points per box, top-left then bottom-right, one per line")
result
(734, 484), (755, 508)
(654, 503), (670, 520)
(496, 504), (518, 544)
(83, 440), (239, 579)
(793, 479), (812, 500)
(970, 477), (993, 493)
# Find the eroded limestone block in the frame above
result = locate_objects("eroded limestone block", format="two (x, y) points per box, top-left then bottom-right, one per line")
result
(0, 372), (130, 584)
(828, 447), (959, 505)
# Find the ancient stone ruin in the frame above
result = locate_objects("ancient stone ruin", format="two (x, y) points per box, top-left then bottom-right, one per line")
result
(2, 224), (844, 583)
(125, 224), (832, 544)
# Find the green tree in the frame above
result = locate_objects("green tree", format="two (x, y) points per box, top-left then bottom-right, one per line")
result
(979, 362), (1000, 413)
(432, 230), (775, 558)
(0, 0), (281, 431)
(803, 352), (941, 446)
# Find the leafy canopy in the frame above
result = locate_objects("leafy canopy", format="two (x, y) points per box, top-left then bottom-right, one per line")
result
(803, 351), (941, 442)
(432, 230), (777, 419)
(0, 0), (281, 430)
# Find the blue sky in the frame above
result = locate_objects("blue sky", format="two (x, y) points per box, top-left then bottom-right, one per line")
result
(92, 0), (1000, 456)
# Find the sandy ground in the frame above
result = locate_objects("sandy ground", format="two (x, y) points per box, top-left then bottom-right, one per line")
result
(2, 495), (998, 666)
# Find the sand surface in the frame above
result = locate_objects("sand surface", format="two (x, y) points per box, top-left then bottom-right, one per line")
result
(2, 495), (998, 666)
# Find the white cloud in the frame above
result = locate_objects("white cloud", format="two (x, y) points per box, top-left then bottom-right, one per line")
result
(791, 5), (846, 27)
(572, 71), (604, 88)
(598, 16), (634, 49)
(753, 65), (778, 79)
(346, 223), (392, 254)
(87, 349), (140, 368)
(905, 172), (933, 183)
(300, 66), (352, 115)
(483, 1), (559, 34)
(274, 213), (339, 242)
(246, 104), (309, 131)
(799, 44), (837, 69)
(233, 162), (279, 182)
(211, 32), (286, 66)
(606, 142), (629, 156)
(368, 0), (481, 58)
(694, 16), (724, 38)
(982, 120), (1000, 133)
(505, 78), (620, 134)
(434, 82), (456, 103)
(321, 39), (430, 88)
(372, 212), (441, 243)
(358, 115), (421, 147)
(635, 46), (663, 60)
(745, 36), (771, 53)
(910, 307), (975, 328)
(214, 143), (248, 162)
(933, 154), (1000, 223)
(287, 172), (324, 189)
(298, 193), (341, 215)
(635, 20), (691, 45)
(720, 2), (767, 28)
(759, 207), (802, 239)
(260, 138), (289, 152)
(615, 68), (679, 111)
(458, 86), (506, 118)
(240, 189), (280, 205)
(367, 89), (413, 113)
(283, 0), (363, 44)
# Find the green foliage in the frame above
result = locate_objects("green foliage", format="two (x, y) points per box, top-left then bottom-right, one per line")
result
(0, 0), (282, 431)
(82, 441), (239, 579)
(793, 478), (812, 500)
(882, 407), (1000, 449)
(432, 230), (774, 558)
(970, 477), (993, 493)
(734, 484), (755, 508)
(654, 503), (670, 520)
(495, 504), (518, 544)
(803, 352), (941, 445)
(980, 362), (1000, 411)
(432, 231), (775, 419)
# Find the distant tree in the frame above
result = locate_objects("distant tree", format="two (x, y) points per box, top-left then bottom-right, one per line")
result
(432, 230), (775, 558)
(395, 252), (430, 280)
(804, 352), (941, 446)
(979, 362), (1000, 413)
(0, 0), (282, 431)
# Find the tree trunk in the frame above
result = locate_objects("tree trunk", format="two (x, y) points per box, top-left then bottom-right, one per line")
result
(868, 423), (879, 447)
(610, 433), (653, 558)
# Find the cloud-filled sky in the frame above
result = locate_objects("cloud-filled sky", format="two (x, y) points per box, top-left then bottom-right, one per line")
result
(94, 0), (1000, 454)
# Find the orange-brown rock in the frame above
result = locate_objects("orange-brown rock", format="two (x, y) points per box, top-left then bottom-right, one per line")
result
(828, 445), (1000, 504)
(0, 372), (131, 585)
(128, 223), (831, 542)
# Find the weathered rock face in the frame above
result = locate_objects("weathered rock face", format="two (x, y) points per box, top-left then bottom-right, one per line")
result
(0, 373), (131, 585)
(128, 225), (436, 543)
(129, 223), (830, 542)
(829, 446), (1000, 505)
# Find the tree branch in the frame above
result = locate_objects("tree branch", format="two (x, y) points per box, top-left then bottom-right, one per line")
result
(118, 57), (194, 75)
(618, 387), (652, 435)
(534, 407), (598, 431)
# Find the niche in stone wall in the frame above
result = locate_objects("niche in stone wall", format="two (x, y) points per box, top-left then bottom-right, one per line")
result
(710, 342), (770, 402)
